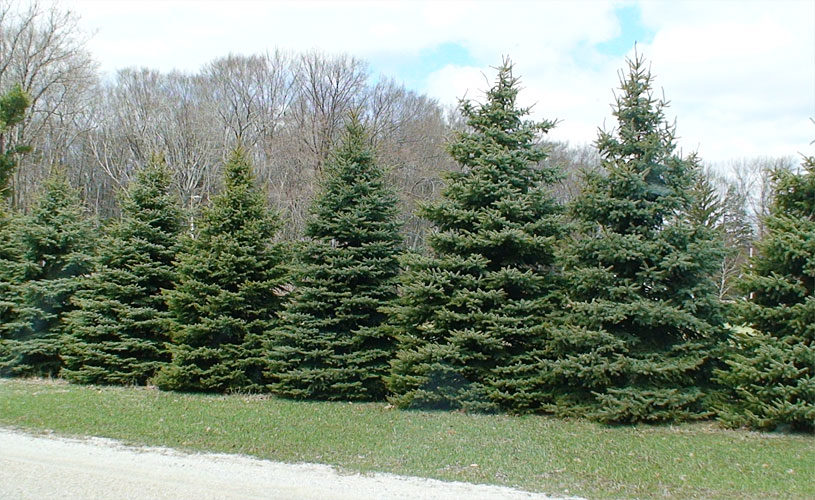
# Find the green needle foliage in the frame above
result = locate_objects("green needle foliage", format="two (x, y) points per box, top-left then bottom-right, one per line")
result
(0, 172), (95, 377)
(0, 84), (31, 199)
(716, 152), (815, 432)
(156, 149), (288, 393)
(62, 159), (184, 385)
(542, 54), (726, 423)
(386, 60), (564, 412)
(268, 117), (403, 401)
(0, 206), (24, 346)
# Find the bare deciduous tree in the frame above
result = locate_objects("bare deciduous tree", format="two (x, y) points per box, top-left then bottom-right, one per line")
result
(0, 1), (97, 208)
(204, 51), (296, 150)
(729, 156), (795, 239)
(0, 4), (457, 244)
(544, 141), (601, 203)
(290, 52), (368, 172)
(689, 166), (754, 300)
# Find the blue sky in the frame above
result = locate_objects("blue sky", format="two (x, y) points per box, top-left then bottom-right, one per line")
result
(371, 4), (659, 92)
(367, 4), (660, 97)
(370, 42), (479, 90)
(52, 0), (815, 166)
(596, 5), (655, 57)
(368, 2), (655, 100)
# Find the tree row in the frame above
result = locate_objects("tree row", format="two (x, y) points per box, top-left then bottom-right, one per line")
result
(1, 56), (812, 431)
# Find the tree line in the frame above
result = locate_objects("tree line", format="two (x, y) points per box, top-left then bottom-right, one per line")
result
(1, 46), (812, 431)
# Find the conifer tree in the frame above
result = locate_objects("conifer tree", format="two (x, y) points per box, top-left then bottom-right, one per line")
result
(716, 153), (815, 432)
(0, 206), (24, 345)
(386, 60), (564, 412)
(540, 54), (726, 422)
(0, 84), (31, 199)
(155, 149), (288, 393)
(0, 172), (95, 377)
(62, 160), (183, 385)
(268, 117), (403, 400)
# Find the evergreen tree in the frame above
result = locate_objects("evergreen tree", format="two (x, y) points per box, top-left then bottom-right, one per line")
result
(0, 206), (24, 346)
(0, 172), (95, 377)
(687, 165), (728, 231)
(716, 153), (815, 432)
(386, 60), (564, 412)
(62, 160), (183, 385)
(268, 118), (403, 400)
(155, 149), (288, 393)
(541, 54), (726, 423)
(0, 84), (31, 199)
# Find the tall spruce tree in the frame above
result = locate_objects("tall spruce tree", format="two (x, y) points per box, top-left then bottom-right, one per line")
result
(386, 60), (564, 412)
(540, 54), (726, 423)
(716, 153), (815, 432)
(155, 149), (288, 393)
(268, 118), (403, 400)
(0, 172), (95, 377)
(62, 160), (183, 385)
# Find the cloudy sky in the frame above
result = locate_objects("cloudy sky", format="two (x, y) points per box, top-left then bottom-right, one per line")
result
(57, 0), (815, 166)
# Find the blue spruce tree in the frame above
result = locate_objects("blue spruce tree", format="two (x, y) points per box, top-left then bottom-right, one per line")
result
(63, 159), (183, 385)
(716, 150), (815, 432)
(156, 149), (288, 393)
(268, 117), (403, 400)
(540, 54), (726, 423)
(387, 60), (564, 412)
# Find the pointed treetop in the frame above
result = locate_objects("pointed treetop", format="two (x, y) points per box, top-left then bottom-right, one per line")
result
(579, 51), (696, 233)
(598, 51), (676, 166)
(446, 58), (557, 179)
(331, 112), (372, 167)
(127, 156), (173, 198)
(223, 147), (254, 190)
(36, 169), (83, 212)
(458, 58), (556, 143)
(343, 109), (366, 140)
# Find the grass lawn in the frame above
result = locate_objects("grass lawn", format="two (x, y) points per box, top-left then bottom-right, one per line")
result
(0, 378), (811, 499)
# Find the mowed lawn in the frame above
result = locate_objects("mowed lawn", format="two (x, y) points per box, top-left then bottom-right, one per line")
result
(0, 378), (811, 499)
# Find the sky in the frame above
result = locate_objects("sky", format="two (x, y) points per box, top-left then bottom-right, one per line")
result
(50, 0), (815, 167)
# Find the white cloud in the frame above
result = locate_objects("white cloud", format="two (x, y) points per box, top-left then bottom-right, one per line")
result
(635, 0), (815, 163)
(425, 64), (491, 105)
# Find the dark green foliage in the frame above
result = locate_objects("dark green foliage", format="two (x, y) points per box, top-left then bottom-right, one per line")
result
(0, 172), (95, 377)
(268, 118), (403, 400)
(540, 55), (726, 423)
(156, 149), (288, 393)
(62, 160), (183, 385)
(0, 206), (24, 346)
(716, 154), (815, 432)
(0, 84), (32, 198)
(386, 60), (564, 412)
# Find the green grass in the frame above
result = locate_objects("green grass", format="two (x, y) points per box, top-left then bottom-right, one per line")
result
(0, 378), (812, 499)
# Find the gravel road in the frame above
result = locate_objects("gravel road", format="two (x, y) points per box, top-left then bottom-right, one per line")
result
(0, 428), (579, 500)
